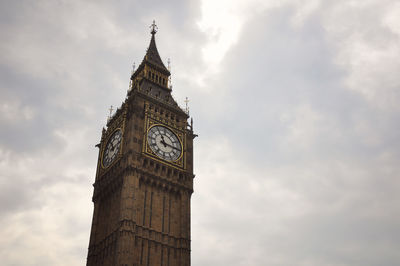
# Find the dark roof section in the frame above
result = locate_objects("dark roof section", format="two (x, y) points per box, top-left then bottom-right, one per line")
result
(131, 30), (170, 81)
(144, 32), (170, 75)
(137, 79), (188, 117)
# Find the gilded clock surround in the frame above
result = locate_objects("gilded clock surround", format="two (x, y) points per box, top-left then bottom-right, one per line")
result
(101, 127), (124, 169)
(97, 107), (127, 175)
(146, 124), (183, 161)
(143, 119), (185, 169)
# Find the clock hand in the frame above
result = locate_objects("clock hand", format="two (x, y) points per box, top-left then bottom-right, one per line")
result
(160, 136), (168, 147)
(163, 142), (181, 151)
(109, 145), (115, 154)
(109, 141), (115, 150)
(110, 141), (120, 154)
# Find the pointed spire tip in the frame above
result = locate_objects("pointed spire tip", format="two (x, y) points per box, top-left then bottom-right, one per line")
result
(150, 20), (158, 35)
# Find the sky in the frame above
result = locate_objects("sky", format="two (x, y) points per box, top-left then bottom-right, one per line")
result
(1, 0), (400, 265)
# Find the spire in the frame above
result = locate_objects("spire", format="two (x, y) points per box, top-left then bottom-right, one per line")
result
(150, 20), (158, 35)
(143, 20), (170, 75)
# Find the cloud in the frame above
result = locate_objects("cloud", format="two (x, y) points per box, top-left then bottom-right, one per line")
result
(1, 0), (400, 266)
(321, 0), (400, 111)
(191, 1), (400, 265)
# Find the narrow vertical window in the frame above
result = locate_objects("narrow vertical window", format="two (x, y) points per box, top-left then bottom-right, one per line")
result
(143, 191), (147, 226)
(149, 191), (154, 227)
(168, 196), (171, 233)
(162, 196), (166, 232)
(167, 247), (170, 266)
(147, 242), (151, 266)
(161, 246), (164, 266)
(140, 240), (144, 265)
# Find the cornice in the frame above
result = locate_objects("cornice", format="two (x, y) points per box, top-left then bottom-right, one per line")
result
(93, 151), (193, 202)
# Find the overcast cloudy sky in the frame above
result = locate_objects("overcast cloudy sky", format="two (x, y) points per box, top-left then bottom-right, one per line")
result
(1, 0), (400, 265)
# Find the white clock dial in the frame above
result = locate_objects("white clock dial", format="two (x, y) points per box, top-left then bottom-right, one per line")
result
(102, 129), (122, 168)
(147, 125), (182, 161)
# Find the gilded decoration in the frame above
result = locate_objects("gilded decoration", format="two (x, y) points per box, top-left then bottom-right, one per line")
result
(142, 113), (186, 170)
(99, 108), (127, 172)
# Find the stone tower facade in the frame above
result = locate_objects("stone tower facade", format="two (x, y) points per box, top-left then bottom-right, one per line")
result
(87, 24), (196, 266)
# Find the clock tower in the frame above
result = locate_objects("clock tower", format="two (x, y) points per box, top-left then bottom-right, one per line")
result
(86, 23), (196, 266)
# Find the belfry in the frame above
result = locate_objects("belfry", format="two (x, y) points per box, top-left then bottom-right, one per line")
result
(86, 22), (196, 266)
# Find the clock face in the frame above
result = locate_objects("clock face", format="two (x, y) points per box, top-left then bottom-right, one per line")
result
(147, 125), (182, 162)
(102, 129), (122, 168)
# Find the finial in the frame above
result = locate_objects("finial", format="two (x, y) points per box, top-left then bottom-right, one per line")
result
(150, 20), (158, 35)
(184, 97), (190, 115)
(129, 62), (135, 93)
(108, 105), (114, 121)
(168, 58), (172, 89)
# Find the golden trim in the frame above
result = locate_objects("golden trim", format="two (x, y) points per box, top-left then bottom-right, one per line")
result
(142, 115), (186, 169)
(101, 127), (123, 169)
(146, 123), (183, 162)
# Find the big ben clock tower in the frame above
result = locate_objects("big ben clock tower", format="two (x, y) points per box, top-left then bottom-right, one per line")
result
(86, 22), (196, 266)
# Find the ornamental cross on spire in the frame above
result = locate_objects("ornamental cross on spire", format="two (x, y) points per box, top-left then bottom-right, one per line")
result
(185, 97), (190, 115)
(108, 105), (113, 120)
(150, 20), (158, 35)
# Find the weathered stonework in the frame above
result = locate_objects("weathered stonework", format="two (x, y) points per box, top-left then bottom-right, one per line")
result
(87, 26), (196, 266)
